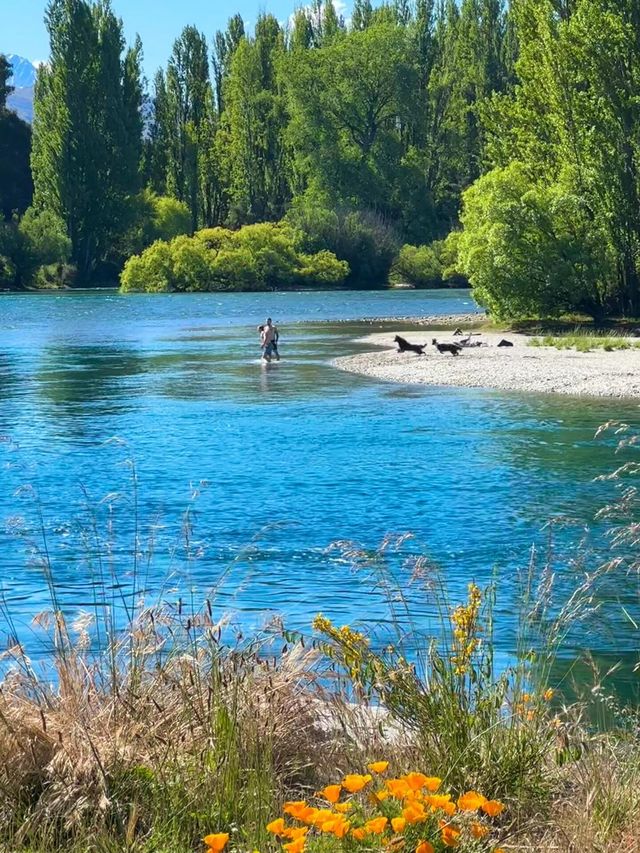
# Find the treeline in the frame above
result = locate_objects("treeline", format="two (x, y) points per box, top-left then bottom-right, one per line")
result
(0, 0), (514, 292)
(2, 0), (640, 316)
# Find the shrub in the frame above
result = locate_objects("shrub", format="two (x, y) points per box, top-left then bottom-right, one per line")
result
(120, 239), (176, 292)
(118, 190), (191, 260)
(286, 199), (399, 286)
(120, 220), (350, 292)
(391, 243), (444, 287)
(457, 162), (614, 321)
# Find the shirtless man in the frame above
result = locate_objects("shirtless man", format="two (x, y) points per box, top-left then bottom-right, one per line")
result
(260, 317), (279, 362)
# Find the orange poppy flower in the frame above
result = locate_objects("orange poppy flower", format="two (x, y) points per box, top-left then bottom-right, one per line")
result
(457, 791), (487, 811)
(441, 825), (460, 847)
(387, 778), (411, 799)
(283, 839), (305, 853)
(343, 773), (373, 793)
(368, 761), (390, 774)
(266, 818), (286, 835)
(423, 777), (442, 792)
(402, 803), (427, 824)
(391, 817), (407, 833)
(320, 784), (342, 804)
(471, 822), (489, 838)
(404, 772), (429, 791)
(482, 800), (505, 817)
(203, 833), (229, 852)
(352, 827), (367, 841)
(334, 802), (353, 813)
(323, 817), (350, 838)
(283, 827), (309, 841)
(416, 842), (435, 853)
(364, 817), (388, 834)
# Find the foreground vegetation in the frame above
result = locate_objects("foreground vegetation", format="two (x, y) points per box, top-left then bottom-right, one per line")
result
(1, 425), (640, 852)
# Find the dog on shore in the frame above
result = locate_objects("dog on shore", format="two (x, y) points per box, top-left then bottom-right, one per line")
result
(394, 335), (427, 355)
(432, 338), (462, 356)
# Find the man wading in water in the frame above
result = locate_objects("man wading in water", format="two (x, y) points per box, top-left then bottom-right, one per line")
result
(259, 317), (280, 362)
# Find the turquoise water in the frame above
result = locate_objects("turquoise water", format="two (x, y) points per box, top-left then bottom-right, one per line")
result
(1, 290), (639, 671)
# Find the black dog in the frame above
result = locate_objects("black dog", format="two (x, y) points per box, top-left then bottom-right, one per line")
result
(497, 339), (514, 347)
(432, 338), (462, 356)
(394, 335), (427, 355)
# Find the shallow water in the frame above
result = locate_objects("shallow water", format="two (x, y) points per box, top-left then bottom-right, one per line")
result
(1, 289), (639, 682)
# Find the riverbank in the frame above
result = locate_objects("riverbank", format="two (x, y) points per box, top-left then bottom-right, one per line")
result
(334, 318), (640, 398)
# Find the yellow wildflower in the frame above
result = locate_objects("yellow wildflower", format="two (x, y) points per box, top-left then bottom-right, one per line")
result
(544, 688), (554, 701)
(334, 802), (353, 813)
(387, 778), (411, 799)
(404, 772), (429, 791)
(368, 760), (390, 774)
(402, 802), (427, 824)
(283, 828), (309, 841)
(441, 824), (460, 847)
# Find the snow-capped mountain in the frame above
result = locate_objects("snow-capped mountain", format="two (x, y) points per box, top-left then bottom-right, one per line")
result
(6, 54), (38, 88)
(5, 54), (38, 123)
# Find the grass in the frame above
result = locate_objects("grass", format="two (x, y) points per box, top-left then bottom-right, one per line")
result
(1, 426), (640, 852)
(528, 329), (640, 352)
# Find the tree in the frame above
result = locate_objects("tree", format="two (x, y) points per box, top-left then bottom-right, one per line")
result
(0, 55), (14, 108)
(222, 15), (290, 223)
(286, 23), (417, 221)
(31, 0), (143, 281)
(0, 55), (33, 220)
(162, 26), (215, 229)
(351, 0), (373, 31)
(476, 0), (640, 316)
(211, 14), (245, 116)
(457, 162), (614, 320)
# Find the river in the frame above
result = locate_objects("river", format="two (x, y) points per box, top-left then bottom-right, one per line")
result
(1, 289), (639, 684)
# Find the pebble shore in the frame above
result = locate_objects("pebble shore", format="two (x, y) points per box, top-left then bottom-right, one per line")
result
(334, 319), (640, 399)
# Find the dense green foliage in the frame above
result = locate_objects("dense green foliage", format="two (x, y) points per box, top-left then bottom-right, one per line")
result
(457, 0), (640, 319)
(7, 0), (639, 311)
(0, 55), (33, 223)
(391, 234), (464, 287)
(31, 0), (143, 280)
(120, 222), (349, 292)
(0, 209), (71, 288)
(22, 0), (515, 289)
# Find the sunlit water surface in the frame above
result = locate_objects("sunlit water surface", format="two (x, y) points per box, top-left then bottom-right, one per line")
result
(1, 290), (639, 688)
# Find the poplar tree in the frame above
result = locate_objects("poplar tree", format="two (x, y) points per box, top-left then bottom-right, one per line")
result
(31, 0), (142, 280)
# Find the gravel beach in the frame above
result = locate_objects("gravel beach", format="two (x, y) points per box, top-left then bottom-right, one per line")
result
(334, 320), (640, 399)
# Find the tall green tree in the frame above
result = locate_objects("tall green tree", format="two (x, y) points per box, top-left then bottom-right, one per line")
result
(221, 15), (290, 223)
(31, 0), (143, 280)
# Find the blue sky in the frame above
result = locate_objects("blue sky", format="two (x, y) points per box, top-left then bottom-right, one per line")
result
(2, 0), (348, 77)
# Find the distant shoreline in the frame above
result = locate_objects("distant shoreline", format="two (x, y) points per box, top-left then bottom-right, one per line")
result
(334, 316), (640, 399)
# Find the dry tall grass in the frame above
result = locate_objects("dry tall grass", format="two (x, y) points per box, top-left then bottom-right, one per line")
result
(1, 424), (640, 851)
